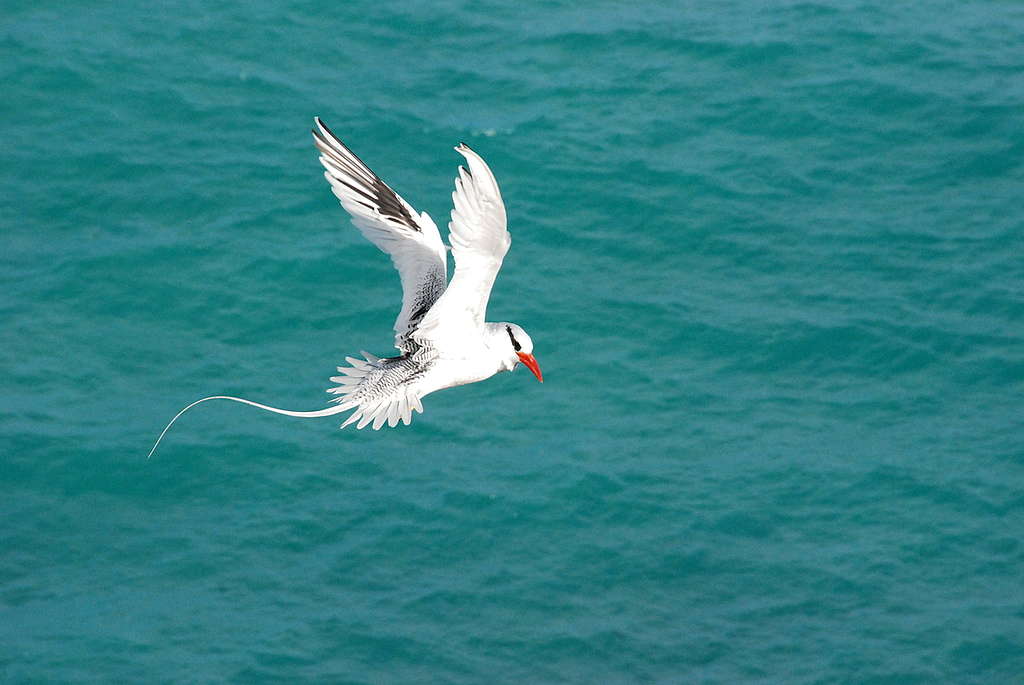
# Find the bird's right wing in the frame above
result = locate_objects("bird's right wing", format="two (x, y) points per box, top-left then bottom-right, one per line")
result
(313, 118), (448, 352)
(415, 143), (510, 346)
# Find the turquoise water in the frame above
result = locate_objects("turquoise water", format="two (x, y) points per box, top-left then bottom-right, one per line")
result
(3, 1), (1023, 681)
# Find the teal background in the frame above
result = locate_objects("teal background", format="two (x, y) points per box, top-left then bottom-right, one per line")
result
(3, 1), (1023, 682)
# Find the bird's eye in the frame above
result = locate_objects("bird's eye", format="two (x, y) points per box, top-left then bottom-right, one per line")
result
(506, 325), (521, 352)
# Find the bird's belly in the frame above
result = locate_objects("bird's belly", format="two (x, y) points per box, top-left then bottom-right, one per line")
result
(421, 357), (503, 395)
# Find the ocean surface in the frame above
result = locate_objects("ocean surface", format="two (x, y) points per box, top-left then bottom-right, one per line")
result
(3, 1), (1023, 682)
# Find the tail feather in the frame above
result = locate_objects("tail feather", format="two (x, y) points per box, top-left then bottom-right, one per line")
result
(147, 395), (352, 459)
(149, 351), (426, 457)
(340, 408), (363, 429)
(401, 390), (414, 426)
(326, 352), (426, 431)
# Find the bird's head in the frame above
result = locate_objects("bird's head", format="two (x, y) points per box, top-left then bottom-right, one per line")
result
(496, 322), (543, 382)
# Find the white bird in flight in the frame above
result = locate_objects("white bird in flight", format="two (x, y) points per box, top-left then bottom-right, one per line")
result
(148, 118), (542, 457)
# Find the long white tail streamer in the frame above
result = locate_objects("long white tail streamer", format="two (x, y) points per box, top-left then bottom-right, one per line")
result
(147, 396), (351, 459)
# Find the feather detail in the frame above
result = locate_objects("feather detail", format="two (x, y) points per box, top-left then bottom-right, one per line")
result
(312, 118), (447, 353)
(340, 409), (362, 429)
(401, 392), (413, 425)
(325, 351), (430, 429)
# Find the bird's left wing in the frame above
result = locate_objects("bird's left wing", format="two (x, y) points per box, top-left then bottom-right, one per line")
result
(313, 118), (447, 352)
(415, 143), (510, 345)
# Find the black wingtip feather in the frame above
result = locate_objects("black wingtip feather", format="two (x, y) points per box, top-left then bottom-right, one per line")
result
(312, 120), (420, 231)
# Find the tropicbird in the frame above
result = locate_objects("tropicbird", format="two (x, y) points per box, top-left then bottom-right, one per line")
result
(148, 118), (542, 457)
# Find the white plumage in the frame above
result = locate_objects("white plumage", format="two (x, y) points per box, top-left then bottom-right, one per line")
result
(148, 118), (542, 457)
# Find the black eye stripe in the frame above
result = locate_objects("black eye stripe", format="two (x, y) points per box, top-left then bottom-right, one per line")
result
(506, 325), (521, 352)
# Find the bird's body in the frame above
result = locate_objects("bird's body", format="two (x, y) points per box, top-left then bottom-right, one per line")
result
(330, 325), (517, 430)
(148, 118), (542, 456)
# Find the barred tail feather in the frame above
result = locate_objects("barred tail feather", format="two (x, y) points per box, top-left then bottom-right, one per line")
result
(326, 352), (425, 431)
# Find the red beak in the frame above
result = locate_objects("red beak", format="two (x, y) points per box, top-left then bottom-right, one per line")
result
(516, 352), (543, 382)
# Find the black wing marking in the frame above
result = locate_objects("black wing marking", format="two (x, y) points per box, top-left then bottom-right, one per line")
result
(312, 118), (449, 353)
(312, 119), (418, 229)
